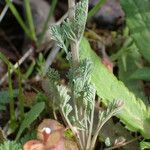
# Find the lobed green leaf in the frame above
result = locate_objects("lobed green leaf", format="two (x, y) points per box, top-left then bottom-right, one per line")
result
(80, 38), (150, 139)
(130, 67), (150, 81)
(120, 0), (150, 62)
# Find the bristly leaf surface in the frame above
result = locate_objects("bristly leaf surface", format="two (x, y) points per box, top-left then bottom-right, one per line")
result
(80, 38), (150, 139)
(120, 0), (150, 62)
(49, 0), (88, 52)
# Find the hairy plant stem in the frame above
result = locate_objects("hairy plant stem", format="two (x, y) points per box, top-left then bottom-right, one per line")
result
(90, 109), (118, 150)
(60, 109), (83, 150)
(67, 0), (89, 149)
(68, 0), (75, 19)
(68, 0), (80, 66)
(71, 41), (80, 65)
(86, 94), (95, 150)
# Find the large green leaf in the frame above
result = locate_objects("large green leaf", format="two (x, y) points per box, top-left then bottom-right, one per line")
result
(130, 67), (150, 81)
(80, 38), (150, 139)
(120, 0), (150, 62)
(118, 44), (147, 102)
(140, 142), (150, 150)
(15, 102), (45, 140)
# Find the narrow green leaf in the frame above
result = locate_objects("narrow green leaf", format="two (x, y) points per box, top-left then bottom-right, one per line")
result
(0, 52), (13, 67)
(18, 68), (25, 120)
(38, 0), (57, 45)
(120, 0), (150, 62)
(140, 142), (150, 150)
(5, 0), (32, 40)
(24, 0), (37, 41)
(130, 67), (150, 81)
(118, 44), (147, 101)
(8, 66), (16, 125)
(80, 38), (150, 139)
(15, 102), (45, 140)
(88, 0), (106, 19)
(23, 60), (35, 80)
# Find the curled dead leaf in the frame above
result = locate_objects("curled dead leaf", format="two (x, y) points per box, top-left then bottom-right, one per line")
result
(23, 140), (45, 150)
(23, 119), (79, 150)
(37, 119), (65, 142)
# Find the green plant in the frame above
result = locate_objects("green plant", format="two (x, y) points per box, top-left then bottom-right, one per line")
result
(0, 90), (18, 111)
(16, 102), (45, 141)
(8, 65), (17, 129)
(109, 0), (150, 91)
(50, 0), (88, 65)
(48, 66), (122, 150)
(5, 0), (58, 45)
(5, 0), (37, 42)
(20, 131), (36, 145)
(80, 38), (150, 139)
(130, 67), (150, 81)
(111, 28), (147, 101)
(45, 60), (122, 150)
(88, 0), (106, 19)
(120, 0), (150, 63)
(36, 53), (46, 77)
(140, 141), (150, 150)
(43, 0), (123, 149)
(0, 52), (22, 129)
(38, 0), (58, 45)
(18, 68), (25, 120)
(0, 141), (22, 150)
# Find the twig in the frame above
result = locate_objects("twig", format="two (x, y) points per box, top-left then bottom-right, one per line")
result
(104, 136), (141, 150)
(0, 47), (34, 85)
(0, 0), (13, 22)
(55, 12), (68, 25)
(44, 44), (60, 75)
(0, 5), (9, 22)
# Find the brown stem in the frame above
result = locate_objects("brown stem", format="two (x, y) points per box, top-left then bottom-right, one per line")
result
(104, 136), (141, 150)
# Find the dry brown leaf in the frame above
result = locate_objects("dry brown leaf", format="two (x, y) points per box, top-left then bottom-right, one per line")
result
(23, 140), (45, 150)
(37, 119), (65, 142)
(23, 119), (79, 150)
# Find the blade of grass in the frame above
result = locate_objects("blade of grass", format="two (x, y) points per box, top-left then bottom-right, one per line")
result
(0, 52), (18, 128)
(88, 0), (106, 20)
(23, 60), (35, 80)
(0, 52), (14, 67)
(5, 0), (33, 40)
(8, 65), (16, 128)
(18, 67), (25, 120)
(24, 0), (37, 42)
(38, 0), (58, 45)
(0, 47), (34, 85)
